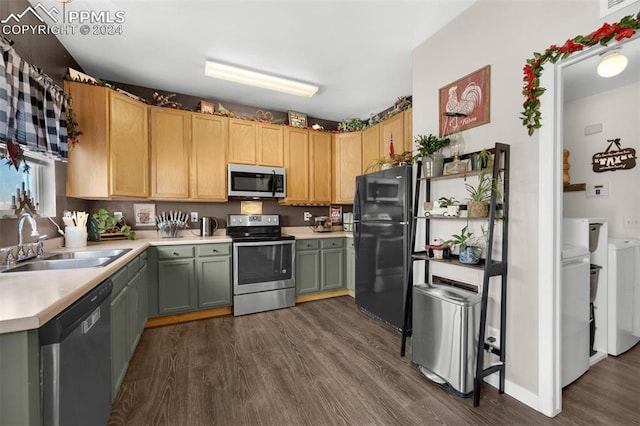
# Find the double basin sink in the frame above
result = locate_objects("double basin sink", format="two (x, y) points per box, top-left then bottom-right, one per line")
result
(1, 248), (132, 273)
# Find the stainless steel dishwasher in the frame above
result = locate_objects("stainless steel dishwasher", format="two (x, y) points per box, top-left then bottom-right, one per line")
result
(39, 279), (113, 426)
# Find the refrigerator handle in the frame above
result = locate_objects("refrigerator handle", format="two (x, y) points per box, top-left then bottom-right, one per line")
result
(354, 222), (360, 252)
(353, 179), (361, 221)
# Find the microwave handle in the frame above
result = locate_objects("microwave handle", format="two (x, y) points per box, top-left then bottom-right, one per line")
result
(271, 170), (276, 197)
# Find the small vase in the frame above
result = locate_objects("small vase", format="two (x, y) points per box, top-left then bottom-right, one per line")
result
(422, 153), (444, 177)
(459, 246), (481, 264)
(468, 201), (488, 218)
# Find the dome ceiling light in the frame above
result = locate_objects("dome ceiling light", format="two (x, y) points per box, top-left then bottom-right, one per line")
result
(597, 50), (628, 78)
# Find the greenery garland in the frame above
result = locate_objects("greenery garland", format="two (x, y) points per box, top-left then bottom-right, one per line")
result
(522, 11), (640, 136)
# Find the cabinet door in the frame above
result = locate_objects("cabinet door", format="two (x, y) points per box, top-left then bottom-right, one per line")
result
(127, 270), (141, 354)
(346, 238), (355, 293)
(157, 259), (196, 315)
(197, 256), (232, 309)
(191, 114), (228, 201)
(283, 127), (310, 204)
(333, 132), (362, 204)
(109, 91), (149, 197)
(228, 118), (257, 164)
(257, 123), (284, 167)
(321, 248), (345, 290)
(64, 81), (110, 198)
(295, 250), (321, 294)
(138, 263), (148, 331)
(362, 125), (381, 174)
(111, 287), (129, 400)
(403, 108), (413, 154)
(150, 107), (190, 198)
(379, 112), (405, 158)
(309, 131), (332, 204)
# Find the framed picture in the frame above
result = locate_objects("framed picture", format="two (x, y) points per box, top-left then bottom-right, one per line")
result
(439, 65), (490, 137)
(198, 100), (215, 114)
(288, 110), (308, 128)
(133, 203), (156, 226)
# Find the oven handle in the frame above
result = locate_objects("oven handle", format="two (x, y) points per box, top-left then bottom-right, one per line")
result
(232, 239), (294, 247)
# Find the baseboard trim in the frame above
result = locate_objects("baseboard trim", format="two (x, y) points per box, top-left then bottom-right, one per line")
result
(295, 289), (350, 304)
(483, 372), (540, 414)
(145, 307), (232, 328)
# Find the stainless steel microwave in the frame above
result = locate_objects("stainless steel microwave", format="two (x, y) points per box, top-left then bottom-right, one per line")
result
(227, 164), (286, 198)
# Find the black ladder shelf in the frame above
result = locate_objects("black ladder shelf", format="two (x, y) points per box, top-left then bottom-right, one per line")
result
(400, 143), (510, 407)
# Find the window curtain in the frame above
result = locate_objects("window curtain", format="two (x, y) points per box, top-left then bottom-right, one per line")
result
(0, 36), (68, 161)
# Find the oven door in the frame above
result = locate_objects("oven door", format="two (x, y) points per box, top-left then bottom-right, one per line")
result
(233, 240), (294, 295)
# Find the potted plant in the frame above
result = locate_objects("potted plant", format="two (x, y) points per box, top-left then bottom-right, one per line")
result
(443, 225), (482, 264)
(438, 196), (460, 216)
(470, 148), (493, 171)
(465, 171), (494, 218)
(91, 208), (135, 240)
(414, 133), (450, 177)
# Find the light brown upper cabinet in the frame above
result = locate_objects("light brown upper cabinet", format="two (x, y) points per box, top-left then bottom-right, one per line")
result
(257, 123), (284, 167)
(309, 131), (332, 204)
(361, 125), (381, 174)
(227, 118), (257, 165)
(379, 111), (405, 158)
(190, 114), (228, 201)
(227, 119), (285, 167)
(333, 132), (362, 204)
(281, 127), (310, 204)
(403, 107), (413, 154)
(150, 107), (191, 199)
(65, 81), (149, 199)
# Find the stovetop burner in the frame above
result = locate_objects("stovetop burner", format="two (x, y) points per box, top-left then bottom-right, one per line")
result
(226, 214), (293, 242)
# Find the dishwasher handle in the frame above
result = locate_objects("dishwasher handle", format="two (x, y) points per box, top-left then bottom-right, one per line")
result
(39, 279), (113, 345)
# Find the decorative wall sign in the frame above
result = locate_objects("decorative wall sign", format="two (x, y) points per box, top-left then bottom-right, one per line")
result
(134, 203), (156, 226)
(592, 138), (637, 173)
(198, 100), (215, 114)
(288, 110), (308, 128)
(439, 65), (490, 137)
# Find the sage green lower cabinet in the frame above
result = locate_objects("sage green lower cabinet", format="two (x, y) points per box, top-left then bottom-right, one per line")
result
(111, 251), (149, 400)
(149, 243), (232, 317)
(0, 330), (40, 426)
(196, 244), (232, 309)
(346, 237), (355, 293)
(295, 238), (345, 295)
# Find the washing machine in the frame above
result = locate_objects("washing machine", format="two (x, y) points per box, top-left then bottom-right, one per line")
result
(607, 238), (640, 356)
(561, 244), (590, 387)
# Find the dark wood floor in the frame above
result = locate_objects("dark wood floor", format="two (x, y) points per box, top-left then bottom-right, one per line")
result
(109, 296), (640, 425)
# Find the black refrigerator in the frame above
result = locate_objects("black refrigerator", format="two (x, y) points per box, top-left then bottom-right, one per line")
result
(354, 165), (413, 330)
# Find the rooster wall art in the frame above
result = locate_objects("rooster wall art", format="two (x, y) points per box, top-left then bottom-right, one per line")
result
(439, 65), (491, 136)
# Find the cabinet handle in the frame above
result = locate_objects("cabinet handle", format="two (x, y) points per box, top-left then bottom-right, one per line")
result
(212, 249), (218, 253)
(172, 252), (179, 256)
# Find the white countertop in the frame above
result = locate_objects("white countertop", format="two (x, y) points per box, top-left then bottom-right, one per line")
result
(0, 229), (352, 334)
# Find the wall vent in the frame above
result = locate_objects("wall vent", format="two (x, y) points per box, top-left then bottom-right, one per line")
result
(600, 0), (639, 18)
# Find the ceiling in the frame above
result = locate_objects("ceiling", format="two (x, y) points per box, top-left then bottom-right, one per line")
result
(32, 0), (475, 122)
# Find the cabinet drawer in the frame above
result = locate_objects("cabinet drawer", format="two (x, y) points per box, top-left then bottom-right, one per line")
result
(196, 243), (230, 257)
(156, 246), (194, 260)
(127, 256), (140, 281)
(139, 250), (148, 263)
(321, 238), (344, 249)
(297, 239), (320, 251)
(111, 266), (129, 297)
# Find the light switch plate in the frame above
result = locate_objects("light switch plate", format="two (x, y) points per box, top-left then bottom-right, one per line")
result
(190, 212), (198, 222)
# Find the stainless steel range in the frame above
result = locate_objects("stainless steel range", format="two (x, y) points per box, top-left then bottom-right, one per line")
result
(227, 214), (295, 316)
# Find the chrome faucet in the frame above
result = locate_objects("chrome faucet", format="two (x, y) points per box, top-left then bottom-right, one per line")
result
(17, 212), (39, 261)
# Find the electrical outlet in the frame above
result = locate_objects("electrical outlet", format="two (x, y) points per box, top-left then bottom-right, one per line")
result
(304, 211), (312, 221)
(487, 326), (500, 350)
(190, 212), (198, 222)
(624, 216), (640, 228)
(113, 211), (123, 219)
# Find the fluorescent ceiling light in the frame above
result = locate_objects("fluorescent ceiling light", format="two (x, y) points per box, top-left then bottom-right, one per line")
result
(204, 61), (318, 97)
(597, 51), (628, 78)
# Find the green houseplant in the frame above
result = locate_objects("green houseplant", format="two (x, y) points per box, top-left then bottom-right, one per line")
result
(443, 225), (482, 264)
(91, 208), (135, 240)
(465, 172), (493, 218)
(414, 133), (450, 177)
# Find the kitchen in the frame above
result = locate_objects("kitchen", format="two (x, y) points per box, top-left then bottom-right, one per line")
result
(1, 0), (640, 424)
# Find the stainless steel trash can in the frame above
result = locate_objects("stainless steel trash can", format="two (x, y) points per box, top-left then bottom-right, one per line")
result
(412, 283), (482, 396)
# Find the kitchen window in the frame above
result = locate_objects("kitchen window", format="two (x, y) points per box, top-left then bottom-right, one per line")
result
(0, 144), (56, 217)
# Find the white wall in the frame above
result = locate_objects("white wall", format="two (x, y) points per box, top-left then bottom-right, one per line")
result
(412, 0), (638, 411)
(563, 82), (640, 239)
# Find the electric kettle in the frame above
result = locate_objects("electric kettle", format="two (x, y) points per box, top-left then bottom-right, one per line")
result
(199, 217), (218, 236)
